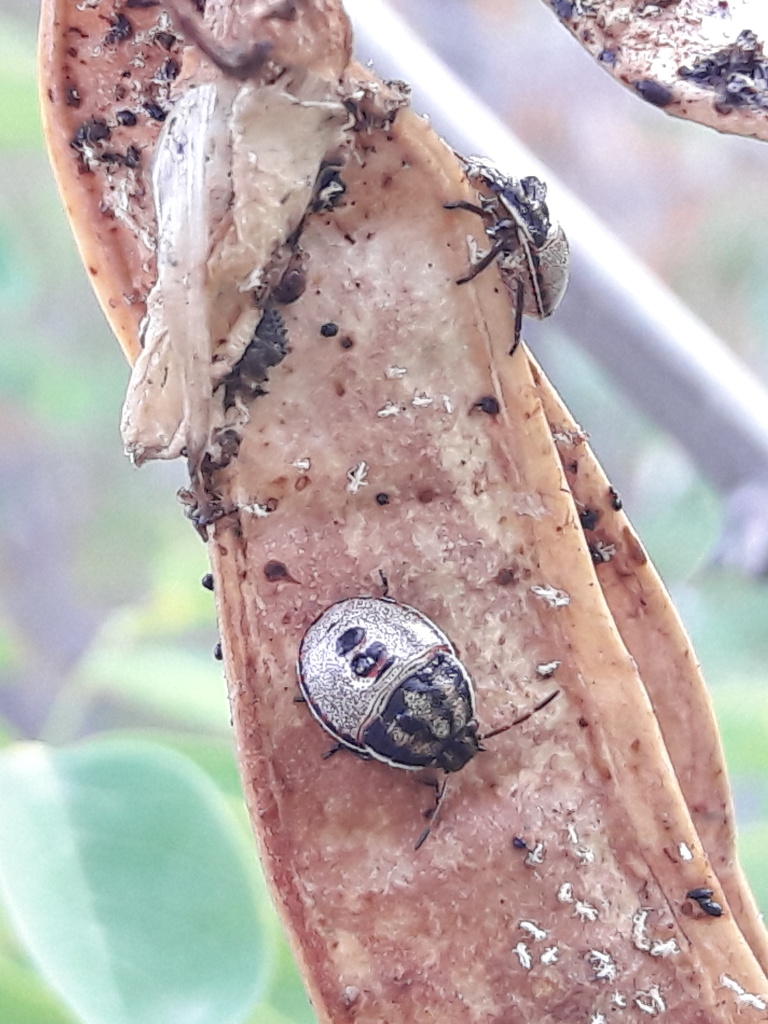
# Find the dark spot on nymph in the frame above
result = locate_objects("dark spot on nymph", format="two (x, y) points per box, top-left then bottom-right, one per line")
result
(264, 560), (290, 581)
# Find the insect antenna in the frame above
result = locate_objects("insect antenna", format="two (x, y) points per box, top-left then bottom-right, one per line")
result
(481, 690), (559, 742)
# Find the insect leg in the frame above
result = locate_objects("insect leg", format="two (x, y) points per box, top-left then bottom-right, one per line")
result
(322, 743), (344, 760)
(443, 199), (493, 220)
(414, 777), (449, 850)
(456, 238), (505, 285)
(510, 277), (524, 357)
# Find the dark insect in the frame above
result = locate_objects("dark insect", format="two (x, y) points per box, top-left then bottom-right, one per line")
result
(446, 156), (569, 354)
(686, 887), (723, 917)
(298, 595), (557, 846)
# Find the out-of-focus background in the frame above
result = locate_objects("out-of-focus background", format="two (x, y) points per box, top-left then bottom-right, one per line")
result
(2, 1), (768, 1021)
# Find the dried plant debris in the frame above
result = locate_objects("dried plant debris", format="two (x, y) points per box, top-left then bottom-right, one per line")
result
(40, 2), (768, 1023)
(679, 29), (768, 112)
(542, 0), (768, 139)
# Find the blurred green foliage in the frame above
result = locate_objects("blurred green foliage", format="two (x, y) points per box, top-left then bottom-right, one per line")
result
(0, 5), (767, 1023)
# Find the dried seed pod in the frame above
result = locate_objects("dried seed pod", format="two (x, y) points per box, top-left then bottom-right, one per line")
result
(40, 1), (768, 1022)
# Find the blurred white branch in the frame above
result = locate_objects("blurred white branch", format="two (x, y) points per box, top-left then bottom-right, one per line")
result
(345, 0), (768, 506)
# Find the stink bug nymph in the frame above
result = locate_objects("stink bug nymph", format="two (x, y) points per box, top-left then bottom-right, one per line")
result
(297, 596), (557, 845)
(446, 156), (570, 354)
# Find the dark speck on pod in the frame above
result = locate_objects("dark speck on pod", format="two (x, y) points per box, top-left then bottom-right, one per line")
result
(104, 13), (133, 45)
(686, 887), (723, 917)
(143, 101), (168, 122)
(579, 508), (599, 531)
(687, 887), (714, 901)
(320, 322), (339, 337)
(273, 262), (307, 304)
(635, 79), (673, 107)
(512, 836), (528, 850)
(213, 642), (223, 661)
(201, 573), (214, 591)
(264, 560), (292, 582)
(154, 30), (177, 51)
(375, 493), (390, 506)
(157, 58), (181, 82)
(551, 0), (575, 17)
(72, 118), (111, 148)
(474, 396), (500, 415)
(311, 162), (347, 212)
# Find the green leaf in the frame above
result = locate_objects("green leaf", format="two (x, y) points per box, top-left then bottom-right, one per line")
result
(0, 20), (39, 149)
(261, 938), (316, 1024)
(74, 609), (230, 732)
(710, 679), (768, 774)
(0, 950), (78, 1024)
(736, 820), (768, 919)
(120, 731), (244, 802)
(0, 740), (269, 1024)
